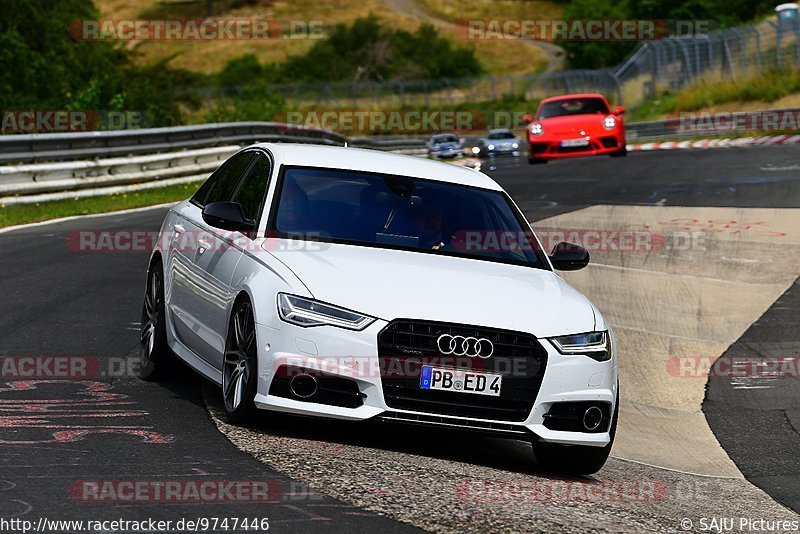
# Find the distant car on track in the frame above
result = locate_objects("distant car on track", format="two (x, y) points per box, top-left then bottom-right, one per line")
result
(139, 144), (618, 474)
(527, 93), (626, 164)
(475, 128), (522, 158)
(426, 133), (464, 159)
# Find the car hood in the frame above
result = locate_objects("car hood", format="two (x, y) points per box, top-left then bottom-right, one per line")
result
(538, 114), (609, 135)
(268, 242), (596, 337)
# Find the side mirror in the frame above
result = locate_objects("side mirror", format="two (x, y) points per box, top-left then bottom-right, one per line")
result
(614, 106), (626, 115)
(202, 202), (255, 234)
(550, 242), (589, 271)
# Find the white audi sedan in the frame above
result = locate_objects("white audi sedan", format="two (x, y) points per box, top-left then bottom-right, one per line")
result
(139, 143), (618, 474)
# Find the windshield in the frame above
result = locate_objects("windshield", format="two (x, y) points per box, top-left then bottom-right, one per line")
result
(538, 97), (610, 119)
(487, 131), (515, 140)
(270, 167), (547, 269)
(432, 135), (459, 144)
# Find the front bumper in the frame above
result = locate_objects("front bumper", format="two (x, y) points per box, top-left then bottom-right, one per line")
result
(482, 147), (520, 157)
(253, 318), (617, 447)
(429, 148), (462, 158)
(529, 133), (625, 160)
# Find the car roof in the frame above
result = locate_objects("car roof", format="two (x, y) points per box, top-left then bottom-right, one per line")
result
(430, 133), (458, 138)
(540, 93), (608, 104)
(254, 143), (503, 191)
(487, 128), (514, 134)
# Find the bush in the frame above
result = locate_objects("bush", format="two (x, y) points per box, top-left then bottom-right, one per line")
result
(278, 15), (484, 82)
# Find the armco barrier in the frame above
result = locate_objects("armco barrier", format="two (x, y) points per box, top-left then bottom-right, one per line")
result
(0, 146), (240, 197)
(0, 122), (347, 164)
(1, 109), (796, 205)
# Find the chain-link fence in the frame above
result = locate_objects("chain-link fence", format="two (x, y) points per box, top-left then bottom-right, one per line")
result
(219, 16), (800, 110)
(615, 18), (800, 107)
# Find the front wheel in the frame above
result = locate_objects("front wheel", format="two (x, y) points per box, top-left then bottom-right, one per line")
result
(532, 392), (619, 475)
(528, 156), (547, 165)
(139, 262), (174, 380)
(610, 146), (627, 157)
(222, 299), (259, 425)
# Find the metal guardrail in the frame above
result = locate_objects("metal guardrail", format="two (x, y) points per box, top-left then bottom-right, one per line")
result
(0, 146), (239, 196)
(1, 108), (793, 205)
(0, 124), (430, 205)
(0, 122), (432, 165)
(0, 122), (348, 164)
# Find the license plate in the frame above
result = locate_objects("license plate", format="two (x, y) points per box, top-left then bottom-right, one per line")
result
(560, 138), (590, 147)
(420, 366), (502, 397)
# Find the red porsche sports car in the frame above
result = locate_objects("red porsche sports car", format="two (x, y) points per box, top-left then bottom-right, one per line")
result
(527, 93), (626, 164)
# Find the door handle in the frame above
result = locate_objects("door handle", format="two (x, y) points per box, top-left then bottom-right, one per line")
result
(173, 223), (185, 234)
(197, 237), (213, 253)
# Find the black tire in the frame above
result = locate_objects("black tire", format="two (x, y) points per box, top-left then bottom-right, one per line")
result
(528, 156), (547, 165)
(138, 260), (174, 380)
(221, 299), (259, 425)
(610, 147), (627, 157)
(532, 391), (619, 476)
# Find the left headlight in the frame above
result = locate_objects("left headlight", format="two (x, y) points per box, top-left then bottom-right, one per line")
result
(548, 331), (611, 362)
(603, 116), (617, 130)
(277, 293), (376, 330)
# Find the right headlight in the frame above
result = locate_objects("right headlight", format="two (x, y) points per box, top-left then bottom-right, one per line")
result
(547, 331), (611, 362)
(530, 123), (543, 136)
(277, 293), (376, 330)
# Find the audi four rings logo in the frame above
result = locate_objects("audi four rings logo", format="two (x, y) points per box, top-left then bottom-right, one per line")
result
(437, 334), (494, 358)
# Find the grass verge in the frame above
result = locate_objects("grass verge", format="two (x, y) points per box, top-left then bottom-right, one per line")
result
(629, 69), (800, 121)
(0, 182), (203, 229)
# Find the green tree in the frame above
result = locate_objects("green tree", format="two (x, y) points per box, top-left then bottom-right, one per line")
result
(0, 0), (196, 126)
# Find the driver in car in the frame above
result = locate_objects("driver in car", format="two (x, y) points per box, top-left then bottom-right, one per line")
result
(411, 202), (446, 250)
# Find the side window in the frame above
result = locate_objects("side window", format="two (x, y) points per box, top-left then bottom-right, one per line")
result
(192, 152), (256, 207)
(231, 154), (272, 221)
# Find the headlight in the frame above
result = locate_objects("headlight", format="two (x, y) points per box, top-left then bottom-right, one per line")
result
(488, 144), (495, 150)
(512, 142), (519, 149)
(471, 146), (480, 154)
(548, 331), (610, 362)
(277, 294), (375, 330)
(603, 116), (616, 130)
(530, 123), (543, 135)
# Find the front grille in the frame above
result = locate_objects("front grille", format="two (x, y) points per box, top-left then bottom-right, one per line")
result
(378, 320), (547, 422)
(557, 143), (595, 154)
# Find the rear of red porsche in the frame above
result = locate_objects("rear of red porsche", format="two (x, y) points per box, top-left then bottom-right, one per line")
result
(527, 94), (626, 163)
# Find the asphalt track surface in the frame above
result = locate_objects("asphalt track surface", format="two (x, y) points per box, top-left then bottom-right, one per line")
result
(0, 146), (799, 531)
